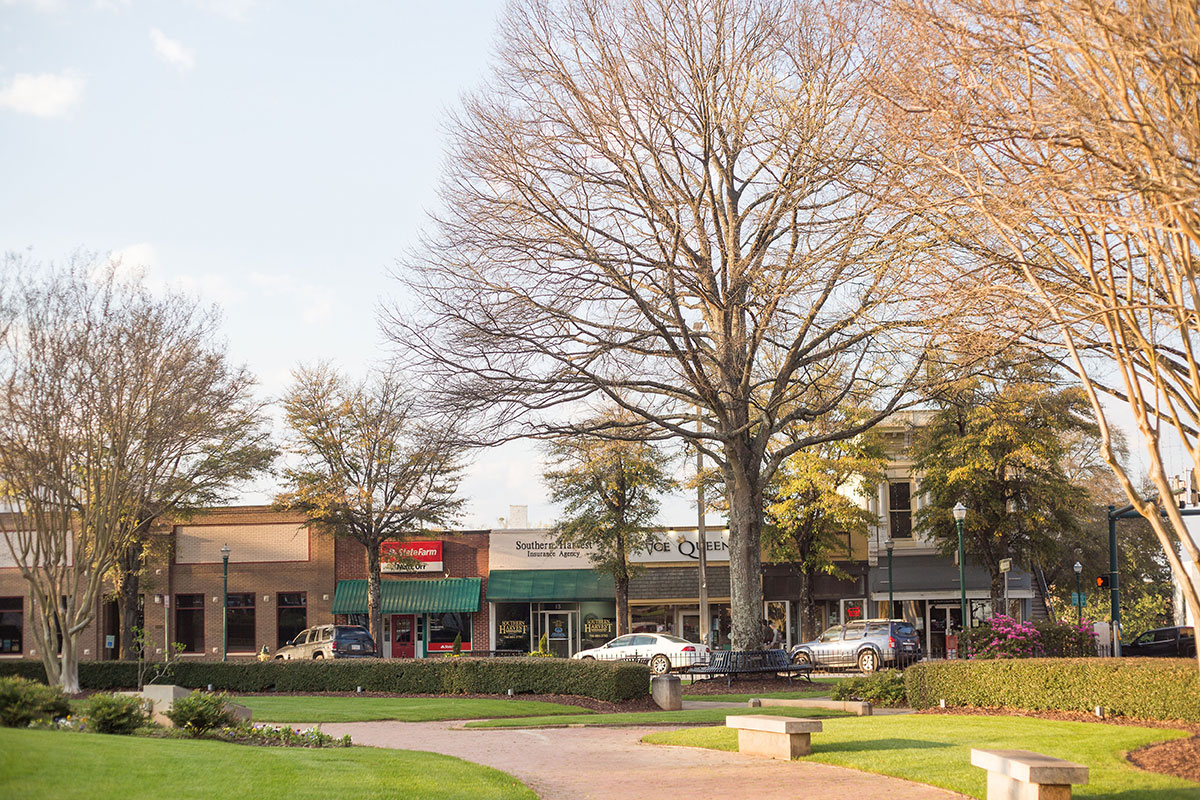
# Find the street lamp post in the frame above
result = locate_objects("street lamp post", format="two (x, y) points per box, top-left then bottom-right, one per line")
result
(952, 503), (968, 632)
(1073, 561), (1083, 626)
(221, 544), (231, 662)
(885, 538), (894, 618)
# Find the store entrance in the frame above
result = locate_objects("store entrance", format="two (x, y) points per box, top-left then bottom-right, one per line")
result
(391, 614), (415, 658)
(541, 611), (575, 658)
(928, 604), (963, 659)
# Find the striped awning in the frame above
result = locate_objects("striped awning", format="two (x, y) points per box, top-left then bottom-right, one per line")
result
(486, 569), (615, 601)
(331, 577), (481, 614)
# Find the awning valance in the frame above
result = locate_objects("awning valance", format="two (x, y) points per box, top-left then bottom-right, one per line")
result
(486, 569), (614, 602)
(332, 577), (481, 614)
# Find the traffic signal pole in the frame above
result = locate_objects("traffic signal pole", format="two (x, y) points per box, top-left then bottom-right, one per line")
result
(1108, 505), (1120, 658)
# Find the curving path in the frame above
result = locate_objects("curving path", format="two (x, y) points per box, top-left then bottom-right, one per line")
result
(309, 720), (967, 800)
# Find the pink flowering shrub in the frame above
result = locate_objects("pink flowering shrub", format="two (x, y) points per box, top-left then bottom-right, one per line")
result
(961, 615), (1097, 659)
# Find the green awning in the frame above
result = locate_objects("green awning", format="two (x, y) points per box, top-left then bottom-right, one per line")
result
(486, 569), (615, 601)
(332, 578), (481, 614)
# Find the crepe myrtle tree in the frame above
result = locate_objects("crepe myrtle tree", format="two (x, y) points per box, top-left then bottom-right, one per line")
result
(0, 256), (273, 692)
(542, 410), (677, 636)
(879, 0), (1200, 663)
(276, 364), (466, 647)
(390, 0), (959, 649)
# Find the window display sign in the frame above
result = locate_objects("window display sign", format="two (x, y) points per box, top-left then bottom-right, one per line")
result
(381, 540), (444, 573)
(488, 530), (730, 569)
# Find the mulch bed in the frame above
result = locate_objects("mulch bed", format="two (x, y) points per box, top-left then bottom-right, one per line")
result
(918, 706), (1200, 784)
(228, 690), (661, 714)
(680, 676), (838, 696)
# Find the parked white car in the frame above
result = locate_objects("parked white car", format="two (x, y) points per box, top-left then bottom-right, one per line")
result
(572, 633), (709, 675)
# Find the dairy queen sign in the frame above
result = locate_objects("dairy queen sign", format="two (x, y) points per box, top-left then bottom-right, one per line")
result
(380, 540), (444, 573)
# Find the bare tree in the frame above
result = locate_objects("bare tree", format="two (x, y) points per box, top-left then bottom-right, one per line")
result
(390, 0), (954, 649)
(275, 364), (466, 647)
(879, 0), (1200, 662)
(0, 257), (272, 691)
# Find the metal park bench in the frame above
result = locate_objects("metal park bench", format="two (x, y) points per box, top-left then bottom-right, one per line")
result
(687, 649), (814, 687)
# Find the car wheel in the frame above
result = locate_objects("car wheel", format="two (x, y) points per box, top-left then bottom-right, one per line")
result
(649, 654), (672, 675)
(274, 656), (285, 661)
(792, 650), (811, 666)
(858, 649), (878, 674)
(313, 652), (324, 660)
(580, 656), (595, 661)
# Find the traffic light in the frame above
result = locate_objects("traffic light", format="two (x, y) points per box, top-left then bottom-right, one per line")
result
(1096, 575), (1110, 590)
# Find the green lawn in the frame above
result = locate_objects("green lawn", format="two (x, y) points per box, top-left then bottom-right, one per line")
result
(465, 705), (849, 728)
(644, 714), (1198, 799)
(0, 727), (536, 800)
(239, 695), (590, 723)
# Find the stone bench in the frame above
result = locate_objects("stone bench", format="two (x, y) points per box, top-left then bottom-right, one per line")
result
(970, 749), (1089, 800)
(725, 714), (822, 760)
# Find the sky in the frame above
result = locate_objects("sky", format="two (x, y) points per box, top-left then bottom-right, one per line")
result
(0, 0), (708, 528)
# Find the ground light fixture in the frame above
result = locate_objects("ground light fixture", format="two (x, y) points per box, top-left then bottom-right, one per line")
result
(952, 502), (967, 635)
(221, 544), (231, 662)
(1073, 561), (1084, 626)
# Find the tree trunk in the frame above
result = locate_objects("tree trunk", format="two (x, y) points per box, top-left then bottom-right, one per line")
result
(615, 575), (629, 637)
(798, 566), (819, 641)
(58, 628), (80, 695)
(366, 542), (383, 650)
(726, 461), (765, 651)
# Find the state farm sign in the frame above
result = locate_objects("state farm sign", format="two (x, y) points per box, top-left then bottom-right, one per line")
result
(381, 540), (444, 573)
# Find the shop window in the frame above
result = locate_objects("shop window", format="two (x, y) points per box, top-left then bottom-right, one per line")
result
(889, 481), (913, 539)
(174, 594), (205, 654)
(0, 597), (22, 654)
(579, 601), (615, 649)
(226, 593), (256, 653)
(427, 612), (471, 652)
(276, 592), (307, 649)
(631, 605), (671, 635)
(495, 603), (531, 652)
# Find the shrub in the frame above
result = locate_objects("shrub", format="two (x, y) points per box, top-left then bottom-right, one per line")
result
(959, 615), (1096, 659)
(904, 658), (1200, 721)
(85, 693), (149, 734)
(0, 676), (69, 727)
(1033, 619), (1095, 657)
(0, 657), (650, 702)
(166, 691), (236, 736)
(222, 721), (352, 747)
(831, 670), (907, 707)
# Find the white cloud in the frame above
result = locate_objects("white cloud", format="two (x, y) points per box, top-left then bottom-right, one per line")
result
(249, 272), (335, 324)
(108, 243), (159, 282)
(0, 0), (63, 11)
(0, 71), (84, 118)
(150, 28), (196, 71)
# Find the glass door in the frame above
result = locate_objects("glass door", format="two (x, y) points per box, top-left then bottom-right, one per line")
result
(542, 611), (574, 658)
(679, 612), (700, 644)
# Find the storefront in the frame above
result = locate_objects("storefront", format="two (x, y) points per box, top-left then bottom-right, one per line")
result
(868, 554), (1033, 657)
(331, 576), (481, 658)
(762, 563), (870, 646)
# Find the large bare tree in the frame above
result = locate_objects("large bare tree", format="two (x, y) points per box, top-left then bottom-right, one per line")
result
(391, 0), (953, 648)
(0, 258), (272, 691)
(275, 364), (466, 648)
(878, 0), (1200, 662)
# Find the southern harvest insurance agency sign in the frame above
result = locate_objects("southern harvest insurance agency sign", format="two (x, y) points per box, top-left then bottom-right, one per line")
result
(488, 529), (730, 571)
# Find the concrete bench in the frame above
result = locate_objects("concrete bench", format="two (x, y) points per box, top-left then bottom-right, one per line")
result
(725, 714), (822, 760)
(970, 749), (1089, 800)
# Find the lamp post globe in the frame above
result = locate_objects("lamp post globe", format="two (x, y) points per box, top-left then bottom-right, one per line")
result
(952, 503), (968, 634)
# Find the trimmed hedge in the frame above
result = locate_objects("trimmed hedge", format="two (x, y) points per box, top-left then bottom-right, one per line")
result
(905, 658), (1200, 721)
(0, 658), (650, 703)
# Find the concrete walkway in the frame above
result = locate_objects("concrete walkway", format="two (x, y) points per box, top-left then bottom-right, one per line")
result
(313, 720), (965, 800)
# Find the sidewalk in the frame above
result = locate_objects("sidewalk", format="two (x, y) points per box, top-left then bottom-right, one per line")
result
(314, 720), (965, 800)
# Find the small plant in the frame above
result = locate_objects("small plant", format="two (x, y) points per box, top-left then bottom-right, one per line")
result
(831, 669), (907, 707)
(85, 693), (150, 735)
(529, 633), (552, 657)
(222, 721), (352, 747)
(0, 676), (69, 728)
(452, 632), (463, 655)
(166, 691), (235, 736)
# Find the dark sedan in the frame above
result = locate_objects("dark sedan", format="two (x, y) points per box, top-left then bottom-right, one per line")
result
(1122, 625), (1195, 658)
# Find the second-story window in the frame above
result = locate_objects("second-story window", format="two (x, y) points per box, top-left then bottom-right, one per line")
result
(889, 481), (912, 539)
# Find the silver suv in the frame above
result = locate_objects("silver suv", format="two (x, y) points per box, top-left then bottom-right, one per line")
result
(273, 624), (376, 660)
(789, 618), (922, 673)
